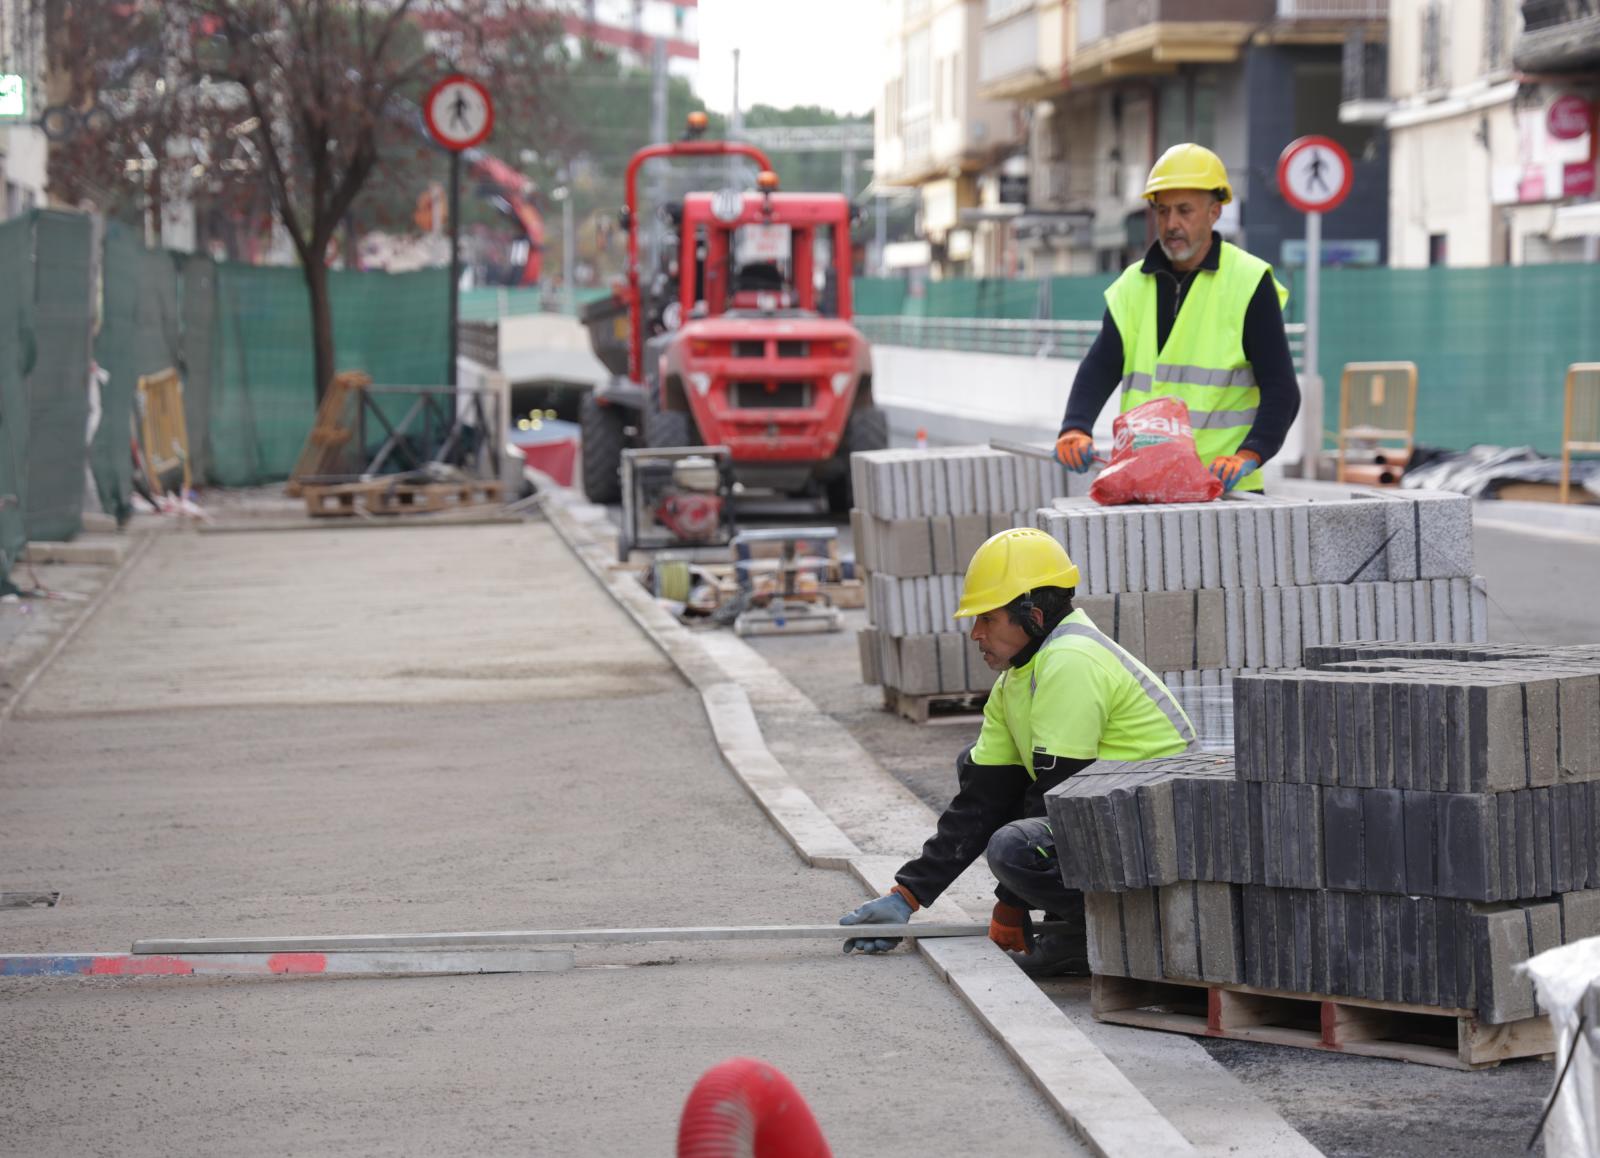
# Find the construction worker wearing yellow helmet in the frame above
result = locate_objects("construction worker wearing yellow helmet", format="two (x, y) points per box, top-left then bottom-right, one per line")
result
(1055, 142), (1301, 493)
(841, 528), (1196, 976)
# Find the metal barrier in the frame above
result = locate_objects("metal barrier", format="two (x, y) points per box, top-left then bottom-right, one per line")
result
(856, 315), (1308, 375)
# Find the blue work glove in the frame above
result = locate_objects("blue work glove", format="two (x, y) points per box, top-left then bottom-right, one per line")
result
(840, 886), (918, 954)
(1055, 430), (1095, 473)
(1209, 450), (1260, 492)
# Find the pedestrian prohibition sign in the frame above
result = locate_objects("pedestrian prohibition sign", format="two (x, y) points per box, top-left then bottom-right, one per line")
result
(1277, 135), (1352, 214)
(424, 75), (494, 152)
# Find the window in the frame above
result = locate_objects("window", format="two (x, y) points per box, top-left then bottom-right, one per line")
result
(905, 30), (931, 111)
(1420, 1), (1447, 92)
(1484, 0), (1508, 72)
(1428, 233), (1448, 266)
(1295, 61), (1374, 159)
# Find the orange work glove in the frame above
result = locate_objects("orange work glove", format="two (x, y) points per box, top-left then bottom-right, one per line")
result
(1054, 429), (1095, 473)
(1209, 449), (1261, 491)
(988, 901), (1031, 954)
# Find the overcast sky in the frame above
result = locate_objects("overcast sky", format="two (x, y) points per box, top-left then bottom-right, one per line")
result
(694, 0), (882, 118)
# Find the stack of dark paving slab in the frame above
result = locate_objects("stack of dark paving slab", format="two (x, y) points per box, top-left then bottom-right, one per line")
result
(1047, 642), (1600, 1028)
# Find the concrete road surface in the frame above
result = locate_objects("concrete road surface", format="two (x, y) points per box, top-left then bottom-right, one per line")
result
(1, 524), (1091, 1157)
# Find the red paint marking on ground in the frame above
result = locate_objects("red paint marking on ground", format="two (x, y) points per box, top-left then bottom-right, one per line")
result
(89, 955), (195, 976)
(268, 953), (328, 973)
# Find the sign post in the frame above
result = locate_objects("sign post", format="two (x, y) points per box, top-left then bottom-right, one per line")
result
(1278, 135), (1353, 480)
(424, 75), (495, 390)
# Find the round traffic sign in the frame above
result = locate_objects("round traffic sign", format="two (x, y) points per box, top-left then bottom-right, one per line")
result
(1277, 135), (1353, 214)
(424, 75), (494, 152)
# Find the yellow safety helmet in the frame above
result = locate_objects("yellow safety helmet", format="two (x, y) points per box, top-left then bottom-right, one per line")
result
(1143, 143), (1232, 205)
(954, 528), (1081, 620)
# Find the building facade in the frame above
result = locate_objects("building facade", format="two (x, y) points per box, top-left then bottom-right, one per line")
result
(973, 0), (1392, 283)
(875, 0), (1022, 277)
(1370, 0), (1599, 266)
(0, 0), (47, 219)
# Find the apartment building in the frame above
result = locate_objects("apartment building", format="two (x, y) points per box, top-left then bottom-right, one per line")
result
(974, 0), (1391, 280)
(0, 0), (46, 219)
(1370, 0), (1599, 266)
(875, 0), (1021, 276)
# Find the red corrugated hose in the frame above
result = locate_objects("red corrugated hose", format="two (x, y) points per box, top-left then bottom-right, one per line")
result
(676, 1057), (832, 1158)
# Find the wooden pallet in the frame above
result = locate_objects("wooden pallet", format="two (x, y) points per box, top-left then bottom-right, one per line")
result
(302, 478), (505, 518)
(883, 687), (989, 725)
(1091, 974), (1553, 1070)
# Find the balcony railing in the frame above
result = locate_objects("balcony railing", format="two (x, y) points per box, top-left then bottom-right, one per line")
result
(1516, 0), (1600, 71)
(1104, 0), (1275, 39)
(1341, 32), (1388, 103)
(981, 7), (1043, 86)
(1277, 0), (1388, 17)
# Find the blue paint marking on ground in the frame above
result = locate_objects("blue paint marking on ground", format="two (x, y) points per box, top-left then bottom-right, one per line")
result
(0, 955), (97, 977)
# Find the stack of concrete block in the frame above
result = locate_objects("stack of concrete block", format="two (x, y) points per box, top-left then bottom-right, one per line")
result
(1049, 645), (1600, 1025)
(851, 447), (1094, 699)
(1034, 488), (1487, 688)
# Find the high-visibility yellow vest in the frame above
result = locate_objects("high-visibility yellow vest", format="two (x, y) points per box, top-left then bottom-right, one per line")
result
(1104, 240), (1288, 493)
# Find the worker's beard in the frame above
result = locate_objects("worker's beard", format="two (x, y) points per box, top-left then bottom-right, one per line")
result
(1160, 234), (1195, 264)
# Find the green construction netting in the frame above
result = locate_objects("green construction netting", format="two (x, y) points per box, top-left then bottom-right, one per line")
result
(209, 262), (449, 485)
(0, 215), (31, 582)
(95, 223), (181, 524)
(856, 264), (1600, 457)
(26, 212), (92, 542)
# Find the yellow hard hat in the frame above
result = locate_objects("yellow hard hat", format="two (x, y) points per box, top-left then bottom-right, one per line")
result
(954, 528), (1081, 620)
(1144, 143), (1232, 205)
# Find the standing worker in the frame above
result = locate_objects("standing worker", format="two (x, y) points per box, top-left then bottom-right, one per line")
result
(1055, 143), (1301, 492)
(839, 528), (1197, 975)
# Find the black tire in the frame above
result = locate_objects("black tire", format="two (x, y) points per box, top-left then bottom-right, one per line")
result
(579, 392), (626, 504)
(826, 403), (889, 513)
(643, 385), (698, 449)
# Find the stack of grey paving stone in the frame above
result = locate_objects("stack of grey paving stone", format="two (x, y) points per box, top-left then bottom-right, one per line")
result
(1033, 488), (1487, 690)
(1047, 643), (1600, 1025)
(851, 447), (1094, 700)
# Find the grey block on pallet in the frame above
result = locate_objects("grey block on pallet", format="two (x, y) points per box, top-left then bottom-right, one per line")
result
(1104, 513), (1125, 594)
(857, 627), (881, 687)
(1235, 507), (1259, 589)
(1123, 511), (1145, 594)
(1123, 887), (1165, 982)
(1561, 889), (1600, 942)
(1143, 590), (1194, 673)
(1162, 510), (1185, 591)
(1534, 788), (1554, 898)
(1242, 587), (1265, 669)
(1323, 786), (1364, 890)
(1195, 882), (1242, 984)
(896, 635), (940, 696)
(1195, 589), (1226, 670)
(1143, 511), (1166, 592)
(1528, 679), (1561, 787)
(1475, 905), (1548, 1024)
(1215, 507), (1240, 590)
(1085, 892), (1127, 976)
(929, 516), (957, 575)
(937, 633), (967, 694)
(1113, 594), (1147, 665)
(1262, 587), (1284, 670)
(1363, 789), (1408, 895)
(952, 514), (990, 571)
(1086, 515), (1109, 596)
(1198, 508), (1221, 589)
(1160, 883), (1202, 981)
(1559, 674), (1600, 780)
(1255, 507), (1278, 588)
(1139, 777), (1180, 885)
(1308, 499), (1389, 584)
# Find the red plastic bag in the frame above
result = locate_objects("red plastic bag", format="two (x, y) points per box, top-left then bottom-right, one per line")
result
(1090, 396), (1223, 506)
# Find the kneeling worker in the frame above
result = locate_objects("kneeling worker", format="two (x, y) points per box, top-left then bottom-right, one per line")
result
(840, 528), (1197, 975)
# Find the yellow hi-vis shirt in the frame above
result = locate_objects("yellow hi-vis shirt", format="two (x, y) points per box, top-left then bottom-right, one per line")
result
(970, 610), (1196, 775)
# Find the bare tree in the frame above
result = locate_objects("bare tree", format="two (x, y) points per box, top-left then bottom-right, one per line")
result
(47, 0), (564, 403)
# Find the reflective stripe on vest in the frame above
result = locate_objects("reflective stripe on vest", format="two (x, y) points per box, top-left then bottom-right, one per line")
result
(1028, 623), (1198, 750)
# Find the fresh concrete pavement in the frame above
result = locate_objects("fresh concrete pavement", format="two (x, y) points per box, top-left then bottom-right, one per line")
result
(0, 523), (1090, 1157)
(3, 503), (1595, 1157)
